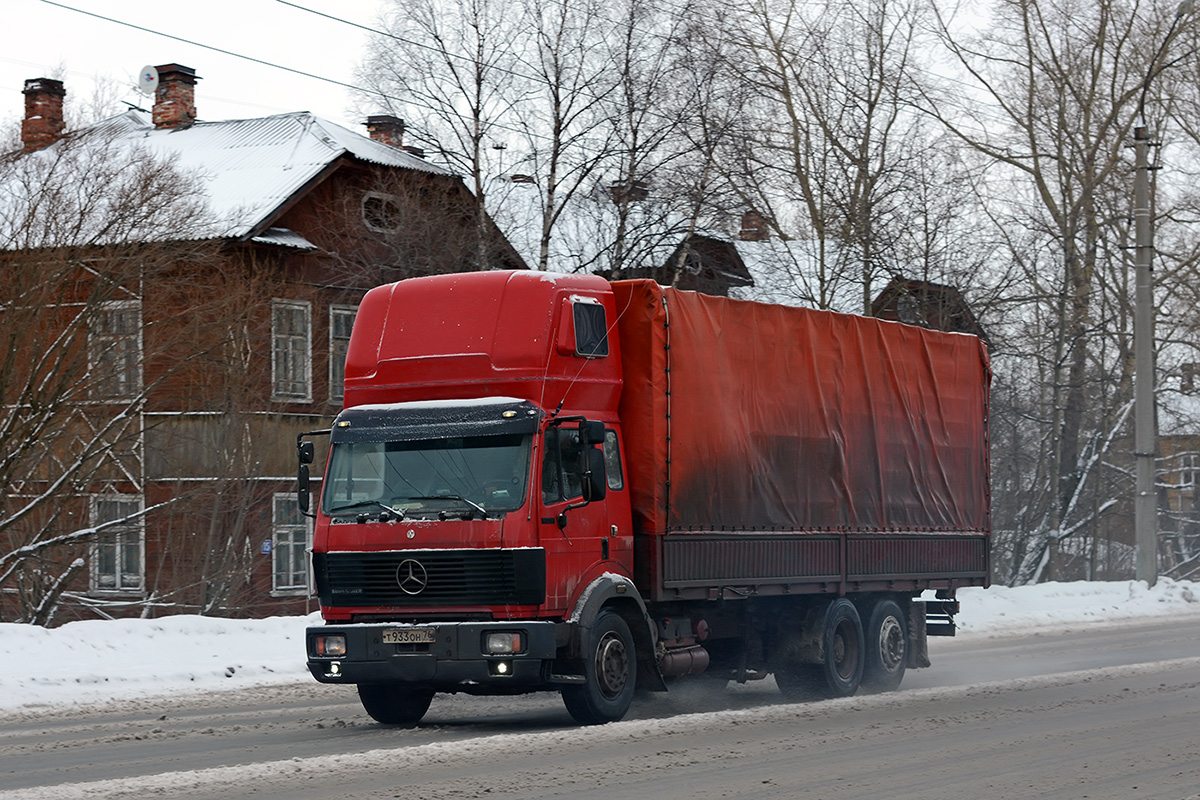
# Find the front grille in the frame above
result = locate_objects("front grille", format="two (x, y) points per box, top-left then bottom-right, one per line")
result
(314, 548), (545, 607)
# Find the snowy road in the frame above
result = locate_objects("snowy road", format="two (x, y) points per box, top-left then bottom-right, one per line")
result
(4, 615), (1200, 800)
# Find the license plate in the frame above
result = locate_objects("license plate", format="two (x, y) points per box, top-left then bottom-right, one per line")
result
(382, 628), (436, 645)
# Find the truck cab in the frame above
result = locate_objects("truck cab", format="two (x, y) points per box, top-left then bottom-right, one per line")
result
(302, 272), (649, 725)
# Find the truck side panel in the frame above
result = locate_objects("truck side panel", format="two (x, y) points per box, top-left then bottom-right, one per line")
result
(612, 280), (991, 600)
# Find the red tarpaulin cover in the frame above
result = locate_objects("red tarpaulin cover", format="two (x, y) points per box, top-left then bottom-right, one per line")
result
(612, 281), (991, 538)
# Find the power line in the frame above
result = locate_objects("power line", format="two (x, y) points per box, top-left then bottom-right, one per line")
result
(36, 0), (552, 146)
(38, 0), (377, 100)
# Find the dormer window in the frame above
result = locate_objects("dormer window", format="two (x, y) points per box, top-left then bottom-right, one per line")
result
(362, 192), (401, 232)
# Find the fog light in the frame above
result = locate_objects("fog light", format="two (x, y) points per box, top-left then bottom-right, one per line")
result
(314, 634), (347, 657)
(484, 632), (524, 654)
(329, 663), (341, 676)
(488, 660), (513, 676)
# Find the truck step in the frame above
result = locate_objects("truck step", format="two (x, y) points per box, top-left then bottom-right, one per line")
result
(548, 673), (586, 684)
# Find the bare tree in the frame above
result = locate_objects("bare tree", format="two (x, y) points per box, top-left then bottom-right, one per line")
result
(0, 125), (237, 623)
(686, 0), (927, 309)
(359, 0), (526, 268)
(927, 0), (1200, 581)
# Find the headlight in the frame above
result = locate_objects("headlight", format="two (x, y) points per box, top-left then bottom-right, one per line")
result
(313, 633), (346, 657)
(483, 631), (524, 654)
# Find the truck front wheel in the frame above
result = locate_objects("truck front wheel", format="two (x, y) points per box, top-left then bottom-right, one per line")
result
(357, 683), (434, 726)
(562, 610), (637, 725)
(861, 599), (907, 692)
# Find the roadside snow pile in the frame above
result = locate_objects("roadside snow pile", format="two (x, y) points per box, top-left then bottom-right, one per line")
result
(2, 580), (1197, 711)
(1, 612), (320, 711)
(945, 578), (1199, 635)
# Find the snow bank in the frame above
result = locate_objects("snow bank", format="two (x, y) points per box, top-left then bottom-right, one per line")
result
(2, 580), (1197, 712)
(948, 577), (1199, 635)
(0, 612), (320, 711)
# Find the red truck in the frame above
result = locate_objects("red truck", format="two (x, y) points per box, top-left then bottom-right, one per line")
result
(299, 270), (990, 725)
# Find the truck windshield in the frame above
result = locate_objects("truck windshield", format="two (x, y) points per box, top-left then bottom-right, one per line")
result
(322, 433), (532, 519)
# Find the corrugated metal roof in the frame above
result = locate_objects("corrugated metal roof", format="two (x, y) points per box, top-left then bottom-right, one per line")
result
(249, 227), (318, 250)
(51, 110), (450, 241)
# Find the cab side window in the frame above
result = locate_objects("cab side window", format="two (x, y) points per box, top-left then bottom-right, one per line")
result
(602, 430), (624, 491)
(542, 428), (584, 504)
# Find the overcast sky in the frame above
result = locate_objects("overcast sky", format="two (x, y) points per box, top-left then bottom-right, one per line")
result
(2, 0), (388, 135)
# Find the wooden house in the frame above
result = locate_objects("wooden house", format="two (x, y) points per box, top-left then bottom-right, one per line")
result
(1, 65), (523, 624)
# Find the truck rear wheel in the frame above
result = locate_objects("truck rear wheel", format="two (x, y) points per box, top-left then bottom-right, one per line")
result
(357, 683), (434, 726)
(862, 599), (907, 692)
(562, 609), (637, 725)
(864, 597), (907, 690)
(776, 598), (864, 699)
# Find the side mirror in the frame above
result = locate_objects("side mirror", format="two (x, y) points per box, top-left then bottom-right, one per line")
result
(299, 441), (315, 465)
(580, 419), (606, 445)
(581, 448), (607, 502)
(298, 463), (311, 514)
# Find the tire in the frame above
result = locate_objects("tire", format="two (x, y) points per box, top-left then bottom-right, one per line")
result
(861, 599), (907, 693)
(821, 598), (865, 696)
(776, 598), (864, 699)
(562, 609), (637, 725)
(774, 662), (825, 700)
(357, 683), (434, 726)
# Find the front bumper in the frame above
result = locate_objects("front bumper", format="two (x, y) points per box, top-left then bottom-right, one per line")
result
(306, 621), (562, 690)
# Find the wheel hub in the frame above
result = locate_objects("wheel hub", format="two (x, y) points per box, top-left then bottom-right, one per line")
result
(595, 632), (630, 699)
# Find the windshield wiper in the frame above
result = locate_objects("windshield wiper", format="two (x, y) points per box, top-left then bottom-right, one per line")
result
(326, 500), (404, 519)
(393, 494), (490, 520)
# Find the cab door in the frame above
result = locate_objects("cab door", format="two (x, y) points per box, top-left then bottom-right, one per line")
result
(537, 423), (625, 612)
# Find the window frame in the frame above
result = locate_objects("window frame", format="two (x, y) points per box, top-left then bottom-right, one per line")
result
(329, 305), (356, 404)
(88, 299), (143, 400)
(1181, 453), (1197, 489)
(89, 494), (145, 596)
(272, 493), (312, 595)
(361, 191), (402, 233)
(271, 299), (313, 403)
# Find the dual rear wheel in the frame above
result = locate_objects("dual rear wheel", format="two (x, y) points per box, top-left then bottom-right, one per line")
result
(776, 597), (908, 699)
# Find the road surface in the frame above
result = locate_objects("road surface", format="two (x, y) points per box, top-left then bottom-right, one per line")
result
(3, 615), (1200, 799)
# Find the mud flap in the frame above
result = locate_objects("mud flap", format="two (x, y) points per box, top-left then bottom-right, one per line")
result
(907, 601), (932, 668)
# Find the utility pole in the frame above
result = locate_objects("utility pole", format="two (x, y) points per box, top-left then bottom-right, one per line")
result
(1132, 0), (1193, 586)
(1133, 121), (1157, 587)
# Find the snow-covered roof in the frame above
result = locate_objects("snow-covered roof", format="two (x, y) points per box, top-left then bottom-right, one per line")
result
(6, 109), (452, 246)
(113, 109), (448, 239)
(249, 227), (318, 250)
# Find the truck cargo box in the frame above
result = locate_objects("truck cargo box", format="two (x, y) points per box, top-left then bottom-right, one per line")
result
(611, 281), (991, 600)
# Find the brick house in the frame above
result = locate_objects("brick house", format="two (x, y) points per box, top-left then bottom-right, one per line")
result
(1, 65), (523, 624)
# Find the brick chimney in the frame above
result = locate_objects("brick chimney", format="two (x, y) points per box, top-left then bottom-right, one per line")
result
(152, 64), (199, 130)
(739, 209), (769, 242)
(365, 115), (405, 148)
(21, 78), (67, 153)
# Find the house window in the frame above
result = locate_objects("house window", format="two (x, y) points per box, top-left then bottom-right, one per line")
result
(1181, 454), (1197, 489)
(90, 495), (144, 594)
(272, 494), (311, 593)
(329, 306), (356, 403)
(362, 192), (401, 232)
(272, 300), (311, 401)
(90, 300), (142, 399)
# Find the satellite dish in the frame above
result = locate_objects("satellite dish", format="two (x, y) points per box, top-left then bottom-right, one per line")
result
(136, 65), (158, 96)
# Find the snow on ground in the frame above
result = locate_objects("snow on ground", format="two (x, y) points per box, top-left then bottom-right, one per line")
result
(1, 579), (1197, 712)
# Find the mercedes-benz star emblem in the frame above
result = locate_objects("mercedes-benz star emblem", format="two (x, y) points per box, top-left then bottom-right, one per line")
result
(396, 559), (428, 595)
